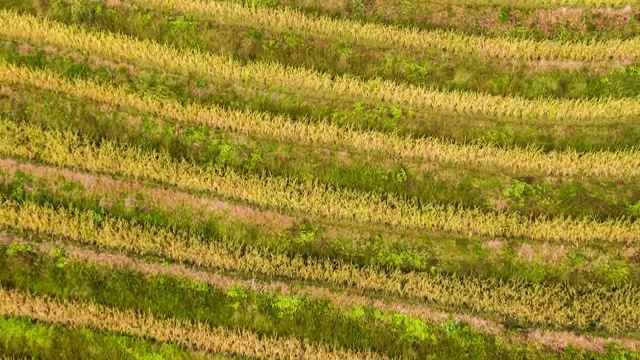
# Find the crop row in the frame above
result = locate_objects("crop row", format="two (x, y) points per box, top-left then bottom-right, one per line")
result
(1, 11), (638, 125)
(51, 0), (640, 62)
(3, 239), (415, 359)
(0, 285), (376, 360)
(4, 42), (640, 154)
(2, 159), (636, 286)
(3, 71), (640, 222)
(1, 118), (638, 243)
(6, 0), (640, 104)
(234, 0), (640, 40)
(234, 0), (637, 11)
(3, 62), (638, 180)
(1, 200), (639, 333)
(2, 236), (639, 357)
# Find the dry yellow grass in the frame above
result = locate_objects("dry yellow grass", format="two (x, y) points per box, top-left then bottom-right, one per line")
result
(1, 11), (639, 121)
(0, 286), (382, 360)
(0, 118), (638, 244)
(2, 62), (639, 179)
(118, 0), (640, 62)
(1, 200), (638, 332)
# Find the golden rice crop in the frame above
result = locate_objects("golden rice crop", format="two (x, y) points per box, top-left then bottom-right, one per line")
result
(1, 11), (639, 121)
(1, 200), (638, 332)
(0, 286), (381, 360)
(1, 159), (632, 279)
(108, 0), (640, 62)
(0, 118), (638, 244)
(3, 62), (639, 179)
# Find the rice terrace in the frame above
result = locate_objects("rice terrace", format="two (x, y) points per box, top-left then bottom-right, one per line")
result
(0, 0), (640, 358)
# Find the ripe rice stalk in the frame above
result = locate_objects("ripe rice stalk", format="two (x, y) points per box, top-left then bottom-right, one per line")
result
(105, 0), (640, 62)
(0, 286), (382, 360)
(1, 62), (639, 179)
(1, 11), (639, 121)
(0, 119), (638, 244)
(0, 200), (638, 332)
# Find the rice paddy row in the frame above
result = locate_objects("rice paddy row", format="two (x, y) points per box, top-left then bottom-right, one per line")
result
(1, 118), (638, 244)
(2, 194), (640, 334)
(1, 15), (638, 157)
(3, 41), (640, 155)
(5, 0), (640, 105)
(1, 11), (639, 147)
(0, 158), (636, 286)
(2, 65), (640, 226)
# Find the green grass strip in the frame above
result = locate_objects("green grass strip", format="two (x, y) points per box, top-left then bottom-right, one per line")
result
(0, 317), (228, 360)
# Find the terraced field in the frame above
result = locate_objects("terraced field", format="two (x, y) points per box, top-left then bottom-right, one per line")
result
(0, 0), (639, 358)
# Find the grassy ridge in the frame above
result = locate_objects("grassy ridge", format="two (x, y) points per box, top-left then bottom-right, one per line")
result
(3, 0), (640, 101)
(0, 118), (638, 245)
(1, 11), (640, 153)
(1, 159), (637, 287)
(1, 200), (639, 335)
(2, 71), (640, 222)
(2, 238), (639, 358)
